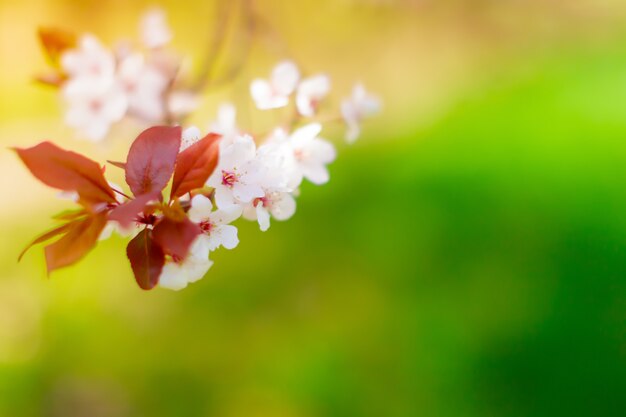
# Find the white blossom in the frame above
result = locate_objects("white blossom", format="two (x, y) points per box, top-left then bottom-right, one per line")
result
(287, 123), (336, 185)
(243, 191), (296, 232)
(250, 60), (300, 109)
(140, 8), (172, 49)
(117, 53), (169, 122)
(188, 195), (241, 251)
(62, 77), (127, 141)
(296, 74), (330, 117)
(206, 134), (266, 209)
(159, 239), (213, 291)
(61, 34), (115, 80)
(341, 83), (380, 143)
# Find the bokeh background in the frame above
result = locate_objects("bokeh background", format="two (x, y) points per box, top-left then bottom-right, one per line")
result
(2, 0), (626, 416)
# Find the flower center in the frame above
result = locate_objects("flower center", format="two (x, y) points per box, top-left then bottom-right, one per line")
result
(89, 99), (103, 112)
(221, 170), (238, 188)
(253, 196), (269, 208)
(293, 148), (307, 161)
(199, 220), (214, 235)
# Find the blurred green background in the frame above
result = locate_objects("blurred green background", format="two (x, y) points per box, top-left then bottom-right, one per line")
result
(1, 0), (626, 416)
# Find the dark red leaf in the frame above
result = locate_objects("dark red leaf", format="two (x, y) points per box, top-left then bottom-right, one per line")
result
(108, 192), (160, 228)
(170, 133), (221, 199)
(44, 213), (108, 273)
(125, 126), (181, 197)
(14, 141), (117, 207)
(38, 27), (76, 66)
(126, 228), (165, 290)
(152, 216), (201, 260)
(18, 222), (75, 262)
(107, 160), (126, 170)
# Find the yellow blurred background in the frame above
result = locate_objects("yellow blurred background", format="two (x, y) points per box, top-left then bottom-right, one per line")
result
(2, 0), (626, 416)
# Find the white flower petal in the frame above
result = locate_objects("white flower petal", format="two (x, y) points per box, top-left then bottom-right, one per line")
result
(308, 138), (337, 164)
(159, 263), (189, 291)
(250, 79), (282, 110)
(210, 205), (243, 225)
(291, 123), (322, 146)
(214, 186), (237, 210)
(184, 258), (213, 283)
(181, 126), (202, 151)
(296, 74), (330, 117)
(189, 195), (214, 222)
(271, 60), (300, 96)
(217, 224), (239, 249)
(140, 8), (172, 49)
(233, 182), (264, 203)
(301, 163), (330, 185)
(256, 204), (271, 232)
(271, 193), (296, 221)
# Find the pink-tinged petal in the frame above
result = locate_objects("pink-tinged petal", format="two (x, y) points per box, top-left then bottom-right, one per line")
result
(250, 79), (274, 109)
(61, 34), (115, 79)
(210, 205), (243, 225)
(214, 186), (237, 210)
(271, 60), (300, 96)
(140, 8), (172, 49)
(193, 235), (212, 259)
(242, 204), (257, 221)
(159, 263), (189, 290)
(218, 134), (257, 169)
(188, 194), (214, 223)
(256, 204), (271, 231)
(271, 193), (296, 221)
(180, 126), (202, 151)
(296, 74), (330, 117)
(98, 223), (115, 241)
(233, 182), (264, 203)
(101, 86), (128, 120)
(301, 162), (330, 185)
(309, 138), (337, 164)
(185, 258), (213, 283)
(217, 224), (239, 249)
(291, 123), (322, 146)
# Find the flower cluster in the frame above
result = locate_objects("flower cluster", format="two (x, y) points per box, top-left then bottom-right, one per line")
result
(38, 9), (195, 141)
(17, 10), (379, 291)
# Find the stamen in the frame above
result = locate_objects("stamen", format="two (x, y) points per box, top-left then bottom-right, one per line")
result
(221, 170), (237, 188)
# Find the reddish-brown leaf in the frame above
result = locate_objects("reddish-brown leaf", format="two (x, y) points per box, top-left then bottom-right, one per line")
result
(52, 208), (87, 221)
(14, 141), (116, 207)
(125, 126), (181, 197)
(44, 213), (108, 273)
(126, 228), (165, 290)
(18, 221), (75, 262)
(152, 216), (201, 260)
(108, 192), (160, 228)
(170, 133), (221, 199)
(38, 27), (76, 66)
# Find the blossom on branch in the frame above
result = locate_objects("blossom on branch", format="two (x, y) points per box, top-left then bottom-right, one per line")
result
(37, 9), (194, 141)
(21, 11), (381, 292)
(250, 60), (300, 109)
(341, 83), (381, 143)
